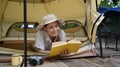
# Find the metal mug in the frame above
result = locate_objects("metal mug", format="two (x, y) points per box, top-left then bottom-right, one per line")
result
(11, 54), (23, 66)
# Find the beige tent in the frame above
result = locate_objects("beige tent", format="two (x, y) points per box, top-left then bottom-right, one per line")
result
(0, 0), (103, 54)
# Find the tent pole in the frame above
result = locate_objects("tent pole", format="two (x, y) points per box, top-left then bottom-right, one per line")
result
(23, 0), (27, 67)
(95, 0), (104, 58)
(95, 0), (98, 12)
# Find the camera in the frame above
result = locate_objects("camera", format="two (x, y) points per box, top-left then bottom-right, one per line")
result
(29, 56), (44, 66)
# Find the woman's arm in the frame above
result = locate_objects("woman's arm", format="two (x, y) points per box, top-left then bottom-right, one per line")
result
(34, 31), (45, 50)
(34, 47), (50, 54)
(37, 49), (50, 54)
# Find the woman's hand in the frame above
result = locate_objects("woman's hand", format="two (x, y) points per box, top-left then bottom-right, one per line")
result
(59, 48), (69, 57)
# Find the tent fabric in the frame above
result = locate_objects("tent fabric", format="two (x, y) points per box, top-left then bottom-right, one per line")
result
(86, 0), (103, 44)
(0, 0), (103, 58)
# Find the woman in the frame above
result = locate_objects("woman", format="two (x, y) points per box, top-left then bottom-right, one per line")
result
(34, 14), (68, 56)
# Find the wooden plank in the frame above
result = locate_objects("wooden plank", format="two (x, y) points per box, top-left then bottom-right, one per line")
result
(84, 57), (120, 67)
(61, 59), (80, 67)
(0, 61), (60, 67)
(39, 61), (58, 67)
(62, 59), (99, 67)
(81, 58), (104, 67)
(54, 60), (69, 67)
(71, 59), (100, 67)
(0, 47), (48, 56)
(106, 57), (120, 67)
(0, 40), (33, 51)
(85, 58), (110, 67)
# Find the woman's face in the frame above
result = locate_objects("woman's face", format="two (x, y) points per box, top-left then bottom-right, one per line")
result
(44, 22), (60, 37)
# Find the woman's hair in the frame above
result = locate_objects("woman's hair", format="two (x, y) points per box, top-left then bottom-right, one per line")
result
(51, 36), (60, 42)
(43, 21), (60, 28)
(44, 24), (49, 28)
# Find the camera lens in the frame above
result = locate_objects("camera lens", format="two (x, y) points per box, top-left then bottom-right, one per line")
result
(29, 59), (38, 66)
(39, 58), (44, 64)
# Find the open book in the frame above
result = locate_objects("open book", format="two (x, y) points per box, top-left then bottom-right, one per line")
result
(50, 40), (82, 57)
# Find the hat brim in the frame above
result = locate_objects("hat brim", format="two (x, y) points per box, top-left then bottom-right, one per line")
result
(36, 18), (65, 31)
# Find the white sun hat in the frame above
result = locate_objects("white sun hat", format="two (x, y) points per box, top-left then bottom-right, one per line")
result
(36, 14), (65, 30)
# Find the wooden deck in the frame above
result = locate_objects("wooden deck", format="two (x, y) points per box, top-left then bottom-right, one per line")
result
(0, 48), (120, 67)
(0, 56), (120, 67)
(0, 38), (120, 67)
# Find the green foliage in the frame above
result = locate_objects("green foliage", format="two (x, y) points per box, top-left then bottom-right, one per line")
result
(99, 0), (115, 7)
(61, 23), (79, 29)
(112, 0), (119, 5)
(14, 23), (22, 28)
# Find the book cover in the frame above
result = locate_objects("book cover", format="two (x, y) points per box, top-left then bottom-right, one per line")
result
(50, 40), (82, 57)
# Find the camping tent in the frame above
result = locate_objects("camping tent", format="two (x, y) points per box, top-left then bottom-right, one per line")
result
(0, 0), (103, 44)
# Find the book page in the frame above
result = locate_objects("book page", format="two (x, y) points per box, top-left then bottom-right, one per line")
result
(52, 41), (67, 47)
(67, 39), (82, 53)
(50, 42), (68, 56)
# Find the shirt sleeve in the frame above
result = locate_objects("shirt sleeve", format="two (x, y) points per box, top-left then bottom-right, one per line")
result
(34, 31), (45, 50)
(59, 29), (66, 42)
